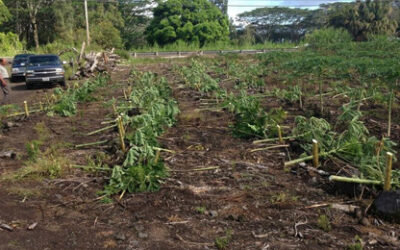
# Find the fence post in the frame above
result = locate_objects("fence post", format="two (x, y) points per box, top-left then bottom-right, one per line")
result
(384, 152), (394, 191)
(312, 139), (319, 168)
(24, 101), (29, 117)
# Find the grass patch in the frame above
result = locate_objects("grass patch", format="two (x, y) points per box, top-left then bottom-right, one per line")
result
(215, 229), (233, 250)
(270, 191), (299, 203)
(4, 153), (69, 181)
(347, 235), (363, 250)
(2, 122), (71, 181)
(6, 185), (43, 199)
(317, 214), (332, 232)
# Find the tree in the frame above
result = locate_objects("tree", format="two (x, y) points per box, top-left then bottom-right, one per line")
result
(236, 7), (322, 42)
(26, 0), (44, 49)
(118, 0), (155, 49)
(209, 0), (228, 15)
(0, 0), (10, 25)
(90, 3), (124, 48)
(329, 0), (398, 40)
(146, 0), (229, 46)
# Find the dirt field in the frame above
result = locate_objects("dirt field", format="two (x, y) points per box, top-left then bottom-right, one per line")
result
(1, 57), (400, 250)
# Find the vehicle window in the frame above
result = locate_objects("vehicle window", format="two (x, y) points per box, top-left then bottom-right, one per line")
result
(28, 56), (59, 66)
(13, 55), (31, 64)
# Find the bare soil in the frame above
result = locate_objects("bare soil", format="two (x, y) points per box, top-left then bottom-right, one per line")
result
(0, 58), (399, 250)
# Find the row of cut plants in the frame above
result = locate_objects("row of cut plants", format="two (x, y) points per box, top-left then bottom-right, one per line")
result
(94, 70), (180, 197)
(176, 56), (398, 190)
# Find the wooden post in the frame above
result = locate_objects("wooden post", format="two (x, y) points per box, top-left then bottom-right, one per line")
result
(388, 90), (393, 137)
(117, 116), (126, 152)
(384, 152), (394, 191)
(277, 125), (283, 144)
(24, 101), (29, 117)
(112, 103), (117, 117)
(154, 149), (161, 164)
(84, 0), (90, 46)
(123, 88), (128, 100)
(119, 116), (125, 137)
(312, 139), (319, 168)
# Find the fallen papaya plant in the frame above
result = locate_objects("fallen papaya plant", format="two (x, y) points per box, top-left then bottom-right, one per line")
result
(103, 71), (180, 196)
(285, 104), (398, 187)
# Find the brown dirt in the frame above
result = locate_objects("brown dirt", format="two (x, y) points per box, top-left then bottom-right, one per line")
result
(0, 58), (399, 249)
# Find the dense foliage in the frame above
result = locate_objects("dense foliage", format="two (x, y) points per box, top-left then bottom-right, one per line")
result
(146, 0), (229, 46)
(329, 0), (398, 41)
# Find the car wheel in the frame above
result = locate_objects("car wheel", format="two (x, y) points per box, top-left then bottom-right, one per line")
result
(59, 80), (66, 87)
(26, 82), (33, 89)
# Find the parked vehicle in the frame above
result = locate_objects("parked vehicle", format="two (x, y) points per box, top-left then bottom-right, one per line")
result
(11, 53), (33, 82)
(25, 54), (66, 89)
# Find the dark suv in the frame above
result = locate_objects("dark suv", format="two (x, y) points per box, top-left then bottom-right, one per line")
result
(25, 54), (66, 89)
(11, 54), (33, 82)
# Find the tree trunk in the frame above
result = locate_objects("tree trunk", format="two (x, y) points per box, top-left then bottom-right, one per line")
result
(32, 18), (39, 49)
(26, 0), (41, 49)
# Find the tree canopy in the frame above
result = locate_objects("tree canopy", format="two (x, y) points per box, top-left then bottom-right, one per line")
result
(329, 0), (398, 40)
(237, 7), (324, 42)
(146, 0), (229, 46)
(0, 0), (10, 25)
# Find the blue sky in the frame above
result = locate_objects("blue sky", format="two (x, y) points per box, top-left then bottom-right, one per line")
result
(228, 0), (355, 18)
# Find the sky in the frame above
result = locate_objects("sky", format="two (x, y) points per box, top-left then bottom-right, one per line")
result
(228, 0), (355, 18)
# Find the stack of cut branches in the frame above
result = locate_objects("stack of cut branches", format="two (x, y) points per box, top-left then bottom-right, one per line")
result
(58, 42), (121, 79)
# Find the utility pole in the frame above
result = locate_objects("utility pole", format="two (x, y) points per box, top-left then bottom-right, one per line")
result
(84, 0), (90, 46)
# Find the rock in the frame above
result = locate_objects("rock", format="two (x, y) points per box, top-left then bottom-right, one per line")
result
(5, 122), (14, 128)
(138, 232), (148, 239)
(372, 191), (400, 222)
(4, 122), (21, 129)
(134, 224), (145, 232)
(114, 232), (126, 241)
(310, 177), (318, 184)
(209, 210), (218, 218)
(0, 223), (13, 231)
(126, 238), (140, 250)
(27, 222), (38, 230)
(360, 217), (371, 226)
(0, 151), (16, 159)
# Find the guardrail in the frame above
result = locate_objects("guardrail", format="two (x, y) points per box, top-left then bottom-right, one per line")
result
(131, 48), (298, 58)
(1, 48), (298, 62)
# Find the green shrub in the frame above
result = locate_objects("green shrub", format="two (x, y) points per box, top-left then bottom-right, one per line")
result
(115, 49), (131, 60)
(305, 28), (352, 50)
(0, 32), (23, 56)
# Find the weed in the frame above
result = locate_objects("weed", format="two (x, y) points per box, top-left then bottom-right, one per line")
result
(195, 206), (206, 214)
(4, 153), (68, 181)
(270, 191), (298, 203)
(270, 192), (287, 203)
(317, 214), (331, 232)
(215, 229), (233, 250)
(25, 140), (42, 162)
(0, 104), (19, 118)
(347, 235), (363, 250)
